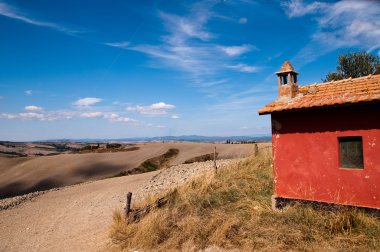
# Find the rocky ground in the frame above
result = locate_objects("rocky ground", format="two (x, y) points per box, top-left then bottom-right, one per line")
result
(134, 159), (241, 202)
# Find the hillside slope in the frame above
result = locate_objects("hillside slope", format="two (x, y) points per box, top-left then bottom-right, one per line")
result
(0, 142), (264, 199)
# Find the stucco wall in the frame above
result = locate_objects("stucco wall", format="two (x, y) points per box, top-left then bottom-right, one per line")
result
(271, 103), (380, 209)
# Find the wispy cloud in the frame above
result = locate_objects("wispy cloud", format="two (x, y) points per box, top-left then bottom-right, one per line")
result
(227, 63), (259, 73)
(80, 111), (103, 118)
(105, 1), (260, 95)
(73, 97), (103, 107)
(0, 110), (139, 124)
(171, 115), (179, 119)
(281, 0), (327, 17)
(0, 113), (16, 119)
(127, 102), (176, 116)
(0, 1), (79, 35)
(210, 95), (271, 111)
(281, 0), (380, 65)
(209, 84), (277, 111)
(103, 113), (138, 124)
(219, 44), (255, 57)
(25, 105), (43, 111)
(24, 90), (33, 95)
(105, 41), (130, 48)
(239, 17), (248, 24)
(0, 111), (74, 121)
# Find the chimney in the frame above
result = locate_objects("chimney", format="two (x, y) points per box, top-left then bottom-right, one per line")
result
(276, 61), (299, 99)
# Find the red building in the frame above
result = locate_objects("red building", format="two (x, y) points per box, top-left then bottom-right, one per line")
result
(258, 61), (380, 209)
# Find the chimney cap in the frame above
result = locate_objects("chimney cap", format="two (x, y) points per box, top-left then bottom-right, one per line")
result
(276, 60), (298, 74)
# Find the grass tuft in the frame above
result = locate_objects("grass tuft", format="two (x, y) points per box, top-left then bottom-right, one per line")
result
(110, 150), (380, 251)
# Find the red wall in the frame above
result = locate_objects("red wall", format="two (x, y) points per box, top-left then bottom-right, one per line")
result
(271, 103), (380, 209)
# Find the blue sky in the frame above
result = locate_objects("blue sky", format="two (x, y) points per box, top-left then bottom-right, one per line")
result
(0, 0), (379, 141)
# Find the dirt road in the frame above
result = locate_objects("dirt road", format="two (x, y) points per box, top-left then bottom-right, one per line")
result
(0, 171), (158, 252)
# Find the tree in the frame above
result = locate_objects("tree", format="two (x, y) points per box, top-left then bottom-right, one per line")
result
(323, 51), (380, 82)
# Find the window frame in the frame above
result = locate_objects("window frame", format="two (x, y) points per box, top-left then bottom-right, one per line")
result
(338, 136), (364, 170)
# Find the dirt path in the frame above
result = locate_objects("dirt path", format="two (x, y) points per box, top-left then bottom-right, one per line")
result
(0, 171), (158, 252)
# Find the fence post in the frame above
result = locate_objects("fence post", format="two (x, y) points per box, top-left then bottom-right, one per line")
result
(254, 143), (259, 157)
(214, 146), (217, 173)
(125, 192), (132, 218)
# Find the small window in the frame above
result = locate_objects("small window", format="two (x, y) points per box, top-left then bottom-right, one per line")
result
(338, 136), (363, 169)
(282, 75), (288, 85)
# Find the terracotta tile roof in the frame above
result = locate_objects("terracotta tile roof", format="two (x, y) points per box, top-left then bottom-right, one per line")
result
(276, 60), (298, 74)
(258, 74), (380, 115)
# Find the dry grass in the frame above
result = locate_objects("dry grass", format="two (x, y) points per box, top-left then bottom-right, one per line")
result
(183, 152), (217, 164)
(126, 148), (180, 175)
(110, 151), (380, 251)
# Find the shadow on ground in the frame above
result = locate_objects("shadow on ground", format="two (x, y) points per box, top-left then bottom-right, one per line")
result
(0, 162), (128, 199)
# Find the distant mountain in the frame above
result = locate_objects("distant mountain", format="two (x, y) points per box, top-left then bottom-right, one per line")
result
(39, 135), (271, 143)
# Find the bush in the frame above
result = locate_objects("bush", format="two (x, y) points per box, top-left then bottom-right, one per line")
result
(106, 143), (122, 149)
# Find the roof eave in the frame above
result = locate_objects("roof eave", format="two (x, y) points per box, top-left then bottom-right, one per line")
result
(275, 70), (299, 74)
(258, 100), (380, 115)
(257, 110), (271, 115)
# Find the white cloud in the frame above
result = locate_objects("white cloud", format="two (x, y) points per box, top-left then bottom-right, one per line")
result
(25, 90), (32, 95)
(171, 115), (179, 119)
(0, 109), (139, 123)
(159, 9), (213, 42)
(281, 0), (327, 18)
(113, 117), (137, 123)
(0, 2), (78, 34)
(18, 112), (45, 120)
(74, 97), (103, 107)
(282, 0), (380, 64)
(238, 17), (248, 24)
(127, 102), (176, 115)
(103, 113), (137, 124)
(25, 105), (42, 111)
(106, 2), (261, 96)
(227, 63), (258, 73)
(105, 41), (130, 48)
(80, 112), (103, 118)
(1, 110), (72, 121)
(219, 44), (255, 57)
(0, 113), (16, 119)
(104, 113), (119, 119)
(18, 111), (75, 121)
(150, 102), (175, 110)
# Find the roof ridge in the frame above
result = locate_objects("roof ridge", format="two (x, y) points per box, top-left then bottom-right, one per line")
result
(301, 74), (380, 88)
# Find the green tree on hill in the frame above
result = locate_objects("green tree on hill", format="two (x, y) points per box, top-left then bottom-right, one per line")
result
(323, 51), (380, 82)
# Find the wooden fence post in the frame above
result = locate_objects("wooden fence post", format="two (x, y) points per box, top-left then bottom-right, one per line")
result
(214, 146), (217, 173)
(254, 143), (259, 157)
(125, 192), (132, 218)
